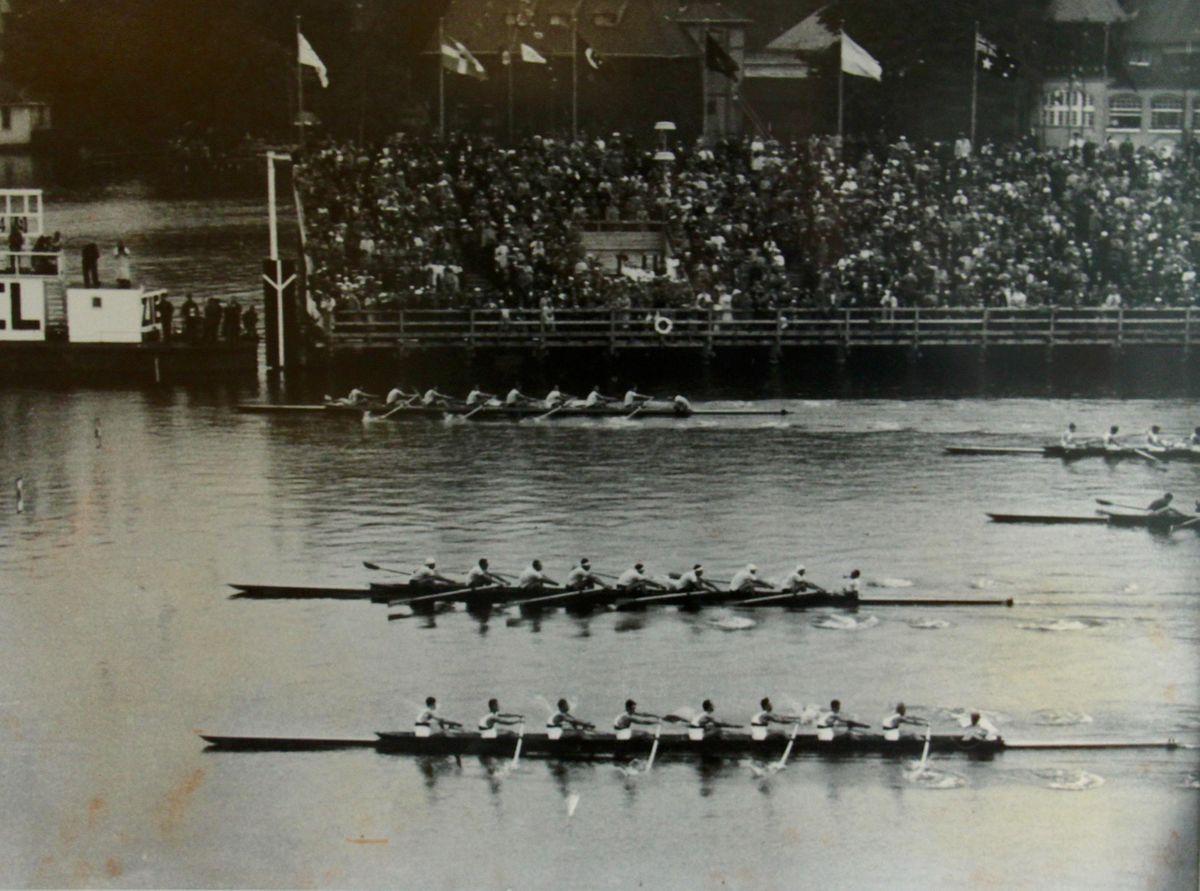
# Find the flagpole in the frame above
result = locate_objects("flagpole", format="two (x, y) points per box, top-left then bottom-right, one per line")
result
(837, 32), (844, 140)
(438, 17), (446, 138)
(700, 33), (708, 140)
(571, 12), (579, 141)
(969, 21), (979, 147)
(295, 15), (305, 151)
(507, 29), (515, 143)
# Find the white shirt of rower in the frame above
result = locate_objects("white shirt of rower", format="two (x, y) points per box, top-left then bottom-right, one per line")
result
(566, 565), (593, 587)
(882, 711), (910, 730)
(844, 577), (860, 596)
(751, 709), (774, 727)
(616, 567), (646, 587)
(422, 388), (439, 405)
(466, 388), (487, 406)
(1061, 428), (1075, 447)
(517, 564), (550, 588)
(386, 388), (407, 405)
(505, 388), (523, 406)
(1103, 430), (1119, 448)
(623, 389), (640, 407)
(478, 711), (500, 730)
(1191, 432), (1200, 447)
(584, 389), (604, 407)
(465, 564), (492, 586)
(728, 568), (759, 592)
(672, 569), (700, 591)
(412, 565), (437, 582)
(780, 569), (808, 592)
(416, 706), (440, 726)
(963, 715), (1001, 740)
(548, 709), (570, 728)
(545, 388), (564, 407)
(816, 709), (841, 729)
(1146, 429), (1164, 447)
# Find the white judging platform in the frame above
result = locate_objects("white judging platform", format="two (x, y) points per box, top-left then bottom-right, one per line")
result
(66, 287), (164, 343)
(0, 278), (46, 341)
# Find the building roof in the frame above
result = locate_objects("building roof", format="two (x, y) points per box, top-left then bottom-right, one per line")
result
(1127, 0), (1200, 44)
(1047, 0), (1130, 23)
(672, 2), (751, 24)
(763, 5), (835, 52)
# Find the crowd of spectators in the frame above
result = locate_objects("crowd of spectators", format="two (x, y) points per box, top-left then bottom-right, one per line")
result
(296, 131), (1199, 318)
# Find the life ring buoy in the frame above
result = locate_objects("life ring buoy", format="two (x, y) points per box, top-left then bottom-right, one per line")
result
(654, 315), (673, 335)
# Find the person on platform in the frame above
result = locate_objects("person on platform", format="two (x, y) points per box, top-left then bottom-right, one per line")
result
(81, 242), (101, 287)
(222, 298), (241, 342)
(181, 293), (201, 343)
(6, 221), (23, 273)
(157, 293), (174, 341)
(517, 558), (557, 590)
(465, 558), (505, 588)
(203, 297), (223, 343)
(729, 564), (773, 594)
(671, 564), (719, 594)
(113, 241), (133, 288)
(613, 699), (659, 739)
(415, 697), (461, 735)
(240, 304), (257, 341)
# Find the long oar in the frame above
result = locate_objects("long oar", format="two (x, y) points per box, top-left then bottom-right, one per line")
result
(1095, 499), (1151, 511)
(775, 723), (800, 770)
(510, 723), (525, 770)
(625, 403), (646, 420)
(503, 586), (585, 610)
(387, 584), (493, 617)
(363, 561), (412, 576)
(1171, 516), (1200, 532)
(458, 403), (489, 420)
(645, 722), (662, 772)
(533, 403), (566, 422)
(917, 724), (933, 775)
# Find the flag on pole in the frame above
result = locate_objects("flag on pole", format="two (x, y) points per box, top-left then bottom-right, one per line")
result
(705, 33), (739, 80)
(841, 32), (881, 81)
(519, 43), (547, 64)
(578, 34), (604, 71)
(442, 35), (487, 80)
(975, 34), (1020, 79)
(297, 32), (329, 88)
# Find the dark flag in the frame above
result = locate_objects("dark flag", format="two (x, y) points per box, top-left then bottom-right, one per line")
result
(705, 33), (739, 80)
(975, 34), (1019, 79)
(578, 34), (604, 71)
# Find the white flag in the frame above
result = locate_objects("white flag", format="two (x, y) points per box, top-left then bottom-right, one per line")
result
(520, 43), (547, 64)
(298, 32), (329, 88)
(442, 36), (487, 80)
(841, 32), (881, 81)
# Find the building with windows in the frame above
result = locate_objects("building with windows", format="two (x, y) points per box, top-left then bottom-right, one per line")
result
(1039, 0), (1199, 150)
(0, 80), (50, 148)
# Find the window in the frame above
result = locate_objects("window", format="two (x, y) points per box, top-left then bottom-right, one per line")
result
(1041, 89), (1094, 129)
(1150, 94), (1184, 131)
(1107, 94), (1142, 131)
(92, 297), (102, 308)
(0, 108), (11, 130)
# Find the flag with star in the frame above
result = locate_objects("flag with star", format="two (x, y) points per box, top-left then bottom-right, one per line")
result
(976, 33), (1019, 79)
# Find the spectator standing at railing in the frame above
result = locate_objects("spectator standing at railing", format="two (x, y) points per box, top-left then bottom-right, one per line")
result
(157, 293), (174, 341)
(203, 296), (222, 343)
(113, 241), (132, 288)
(241, 303), (258, 340)
(82, 242), (100, 287)
(222, 299), (242, 342)
(7, 221), (23, 273)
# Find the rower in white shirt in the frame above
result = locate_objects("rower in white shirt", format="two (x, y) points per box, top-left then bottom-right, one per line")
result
(465, 558), (504, 588)
(616, 562), (661, 593)
(421, 387), (453, 407)
(477, 699), (524, 737)
(842, 569), (862, 598)
(1145, 425), (1166, 450)
(505, 385), (534, 407)
(749, 697), (804, 740)
(546, 699), (594, 738)
(411, 558), (457, 588)
(414, 696), (461, 737)
(881, 703), (927, 741)
(672, 394), (693, 416)
(728, 564), (773, 593)
(688, 699), (741, 739)
(544, 385), (572, 408)
(613, 699), (659, 740)
(622, 384), (652, 408)
(517, 559), (557, 590)
(815, 699), (870, 741)
(1189, 426), (1200, 450)
(1102, 425), (1121, 450)
(564, 558), (608, 590)
(778, 564), (821, 594)
(960, 711), (1001, 741)
(385, 386), (419, 406)
(1060, 422), (1078, 450)
(583, 385), (613, 408)
(671, 563), (719, 593)
(465, 386), (495, 407)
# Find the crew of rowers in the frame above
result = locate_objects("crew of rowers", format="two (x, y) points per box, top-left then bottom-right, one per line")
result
(409, 557), (862, 598)
(413, 696), (1002, 743)
(1061, 423), (1200, 452)
(330, 384), (692, 415)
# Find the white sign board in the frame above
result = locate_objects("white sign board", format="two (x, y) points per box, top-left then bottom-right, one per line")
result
(67, 288), (160, 343)
(0, 278), (45, 341)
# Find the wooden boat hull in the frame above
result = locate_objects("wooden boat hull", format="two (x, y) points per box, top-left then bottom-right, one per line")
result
(948, 444), (1199, 462)
(986, 512), (1197, 532)
(230, 584), (376, 600)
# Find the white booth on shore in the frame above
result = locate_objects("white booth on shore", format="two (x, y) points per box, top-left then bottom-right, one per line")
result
(66, 287), (164, 343)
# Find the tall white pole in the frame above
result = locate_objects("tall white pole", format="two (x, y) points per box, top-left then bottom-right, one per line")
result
(438, 17), (446, 137)
(837, 33), (844, 139)
(267, 152), (279, 261)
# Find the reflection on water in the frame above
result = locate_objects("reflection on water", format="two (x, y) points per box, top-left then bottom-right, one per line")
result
(0, 390), (1197, 888)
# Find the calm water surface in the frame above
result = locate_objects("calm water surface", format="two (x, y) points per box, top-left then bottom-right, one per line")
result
(1, 391), (1198, 889)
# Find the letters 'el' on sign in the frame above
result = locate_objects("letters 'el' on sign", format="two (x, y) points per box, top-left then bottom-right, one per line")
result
(0, 282), (40, 331)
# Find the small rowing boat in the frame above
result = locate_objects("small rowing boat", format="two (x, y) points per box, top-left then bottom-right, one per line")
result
(199, 730), (1184, 761)
(235, 401), (788, 421)
(987, 511), (1198, 532)
(948, 445), (1199, 463)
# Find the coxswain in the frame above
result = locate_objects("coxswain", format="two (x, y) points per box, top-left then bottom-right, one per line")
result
(750, 697), (803, 739)
(411, 558), (457, 588)
(517, 558), (557, 590)
(505, 384), (535, 407)
(671, 564), (719, 593)
(672, 394), (693, 416)
(465, 558), (504, 588)
(689, 699), (740, 739)
(613, 699), (659, 740)
(544, 384), (570, 408)
(547, 699), (594, 737)
(583, 385), (613, 408)
(816, 700), (869, 740)
(415, 696), (461, 736)
(623, 384), (652, 408)
(1102, 425), (1121, 451)
(465, 385), (495, 407)
(616, 562), (661, 593)
(729, 564), (773, 593)
(842, 569), (862, 598)
(1060, 422), (1078, 450)
(421, 387), (454, 407)
(565, 558), (608, 590)
(1190, 427), (1200, 450)
(881, 703), (927, 741)
(478, 699), (524, 737)
(1147, 493), (1174, 515)
(961, 711), (1001, 742)
(1146, 425), (1166, 450)
(385, 386), (418, 406)
(779, 564), (819, 595)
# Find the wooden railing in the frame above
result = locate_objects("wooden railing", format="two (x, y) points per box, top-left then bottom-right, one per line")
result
(329, 306), (1196, 351)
